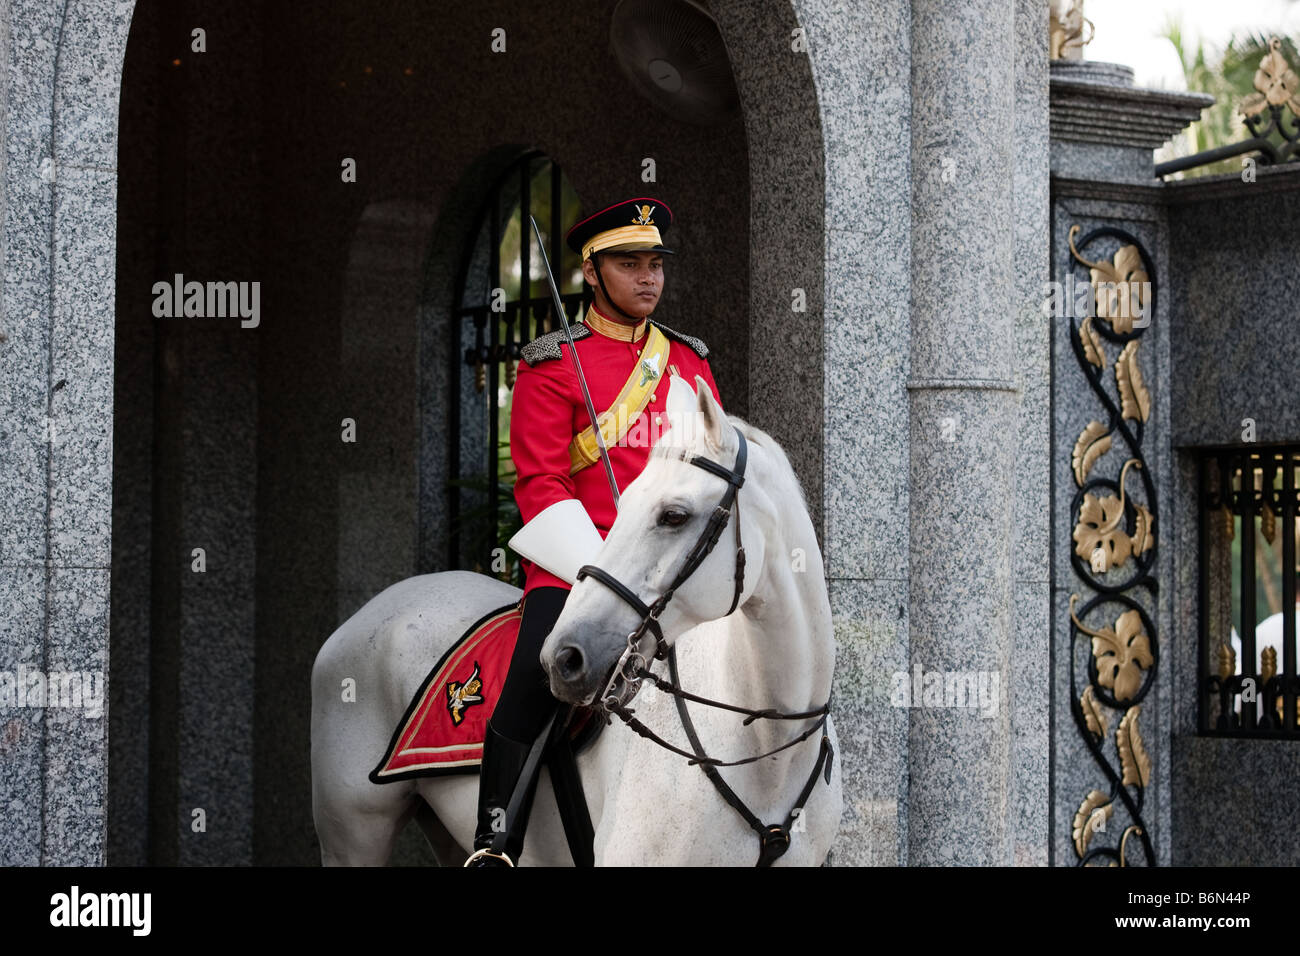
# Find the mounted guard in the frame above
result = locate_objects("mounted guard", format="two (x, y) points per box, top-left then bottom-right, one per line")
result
(465, 196), (725, 866)
(311, 196), (840, 868)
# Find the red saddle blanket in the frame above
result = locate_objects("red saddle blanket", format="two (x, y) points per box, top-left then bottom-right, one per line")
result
(370, 601), (523, 782)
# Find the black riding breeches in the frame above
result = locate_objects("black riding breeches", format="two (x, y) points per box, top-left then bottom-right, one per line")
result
(490, 586), (569, 743)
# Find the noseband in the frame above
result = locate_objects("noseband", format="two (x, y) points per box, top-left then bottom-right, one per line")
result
(573, 426), (835, 866)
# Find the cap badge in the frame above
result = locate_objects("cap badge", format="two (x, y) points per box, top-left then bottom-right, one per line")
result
(632, 204), (656, 226)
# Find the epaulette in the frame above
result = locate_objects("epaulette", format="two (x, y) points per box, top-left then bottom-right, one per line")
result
(650, 320), (709, 359)
(520, 323), (592, 366)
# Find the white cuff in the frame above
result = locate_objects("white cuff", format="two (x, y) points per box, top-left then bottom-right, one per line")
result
(507, 499), (605, 585)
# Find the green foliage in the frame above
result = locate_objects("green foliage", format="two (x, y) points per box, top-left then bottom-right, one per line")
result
(447, 448), (524, 588)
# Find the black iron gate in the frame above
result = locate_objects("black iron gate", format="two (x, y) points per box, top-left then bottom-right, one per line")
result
(447, 152), (588, 581)
(1198, 444), (1300, 737)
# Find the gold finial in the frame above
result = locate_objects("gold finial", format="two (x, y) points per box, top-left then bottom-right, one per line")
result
(1216, 643), (1236, 680)
(1261, 646), (1277, 684)
(1050, 0), (1095, 61)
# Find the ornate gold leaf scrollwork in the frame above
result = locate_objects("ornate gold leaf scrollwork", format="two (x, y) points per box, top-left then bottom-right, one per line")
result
(1063, 221), (1160, 863)
(1070, 594), (1154, 704)
(1073, 421), (1112, 487)
(1080, 316), (1105, 369)
(1115, 341), (1151, 423)
(1050, 1), (1095, 61)
(1132, 503), (1156, 557)
(1068, 227), (1150, 335)
(1116, 705), (1151, 787)
(1081, 685), (1109, 741)
(1073, 459), (1146, 572)
(1239, 37), (1300, 119)
(1119, 825), (1142, 867)
(1073, 789), (1114, 858)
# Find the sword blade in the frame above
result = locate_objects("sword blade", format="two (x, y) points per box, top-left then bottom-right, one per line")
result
(528, 215), (621, 510)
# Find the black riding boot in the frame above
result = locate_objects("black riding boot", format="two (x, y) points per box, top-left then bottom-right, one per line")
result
(466, 587), (568, 867)
(465, 719), (547, 866)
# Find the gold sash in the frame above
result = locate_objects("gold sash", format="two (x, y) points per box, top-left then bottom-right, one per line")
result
(568, 324), (671, 474)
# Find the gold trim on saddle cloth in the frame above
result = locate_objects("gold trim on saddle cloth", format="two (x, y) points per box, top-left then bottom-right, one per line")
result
(567, 323), (670, 475)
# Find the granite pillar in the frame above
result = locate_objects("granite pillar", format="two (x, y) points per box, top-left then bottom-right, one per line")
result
(0, 0), (135, 866)
(904, 0), (1019, 865)
(1010, 0), (1053, 868)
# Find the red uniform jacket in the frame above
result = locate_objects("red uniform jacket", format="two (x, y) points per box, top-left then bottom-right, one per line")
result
(510, 303), (723, 595)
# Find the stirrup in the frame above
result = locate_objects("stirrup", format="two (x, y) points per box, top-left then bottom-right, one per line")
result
(464, 847), (515, 867)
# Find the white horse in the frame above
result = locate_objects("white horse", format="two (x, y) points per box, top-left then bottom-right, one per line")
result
(310, 377), (842, 865)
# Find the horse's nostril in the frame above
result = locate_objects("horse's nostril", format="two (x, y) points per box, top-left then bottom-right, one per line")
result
(555, 645), (585, 682)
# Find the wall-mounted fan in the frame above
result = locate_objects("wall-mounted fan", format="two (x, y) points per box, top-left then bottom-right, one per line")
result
(609, 0), (740, 127)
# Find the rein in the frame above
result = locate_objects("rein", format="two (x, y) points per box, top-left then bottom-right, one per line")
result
(575, 426), (834, 867)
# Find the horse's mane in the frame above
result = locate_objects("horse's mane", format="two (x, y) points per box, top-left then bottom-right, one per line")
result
(650, 409), (811, 519)
(727, 415), (811, 519)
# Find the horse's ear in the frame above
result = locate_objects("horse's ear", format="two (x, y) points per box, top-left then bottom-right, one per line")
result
(694, 375), (730, 454)
(665, 373), (697, 419)
(659, 374), (699, 450)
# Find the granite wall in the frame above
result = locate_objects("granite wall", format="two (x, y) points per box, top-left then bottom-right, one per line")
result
(1165, 166), (1300, 866)
(1167, 169), (1300, 448)
(778, 0), (1051, 866)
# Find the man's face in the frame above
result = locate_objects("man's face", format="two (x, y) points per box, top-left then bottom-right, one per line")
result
(584, 250), (664, 320)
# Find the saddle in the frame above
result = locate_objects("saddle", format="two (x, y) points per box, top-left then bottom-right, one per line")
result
(368, 601), (601, 864)
(369, 601), (603, 782)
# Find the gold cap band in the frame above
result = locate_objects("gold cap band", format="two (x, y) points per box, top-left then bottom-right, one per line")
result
(582, 224), (666, 261)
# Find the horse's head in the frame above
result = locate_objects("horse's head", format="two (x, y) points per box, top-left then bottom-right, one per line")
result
(540, 374), (766, 707)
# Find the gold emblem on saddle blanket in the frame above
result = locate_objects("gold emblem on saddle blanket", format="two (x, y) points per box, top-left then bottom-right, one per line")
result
(568, 323), (671, 474)
(445, 662), (484, 726)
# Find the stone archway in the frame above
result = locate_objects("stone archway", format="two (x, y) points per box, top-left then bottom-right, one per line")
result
(4, 0), (933, 867)
(710, 1), (827, 545)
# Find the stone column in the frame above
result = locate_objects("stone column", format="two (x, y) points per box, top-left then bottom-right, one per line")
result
(906, 0), (1019, 864)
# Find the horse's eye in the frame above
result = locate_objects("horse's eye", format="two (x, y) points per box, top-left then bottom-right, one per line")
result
(658, 508), (690, 528)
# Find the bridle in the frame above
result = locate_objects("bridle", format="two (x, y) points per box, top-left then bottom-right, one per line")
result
(574, 426), (834, 866)
(577, 430), (749, 678)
